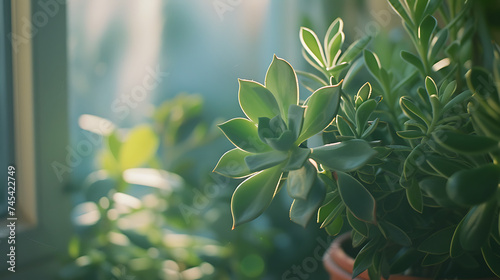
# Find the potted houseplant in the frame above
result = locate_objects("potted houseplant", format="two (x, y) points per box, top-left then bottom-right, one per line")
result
(214, 0), (500, 279)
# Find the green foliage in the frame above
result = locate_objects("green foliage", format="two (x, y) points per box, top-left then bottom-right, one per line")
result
(214, 0), (500, 279)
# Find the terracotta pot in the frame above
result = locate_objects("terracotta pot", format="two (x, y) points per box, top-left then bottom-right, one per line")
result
(323, 232), (499, 280)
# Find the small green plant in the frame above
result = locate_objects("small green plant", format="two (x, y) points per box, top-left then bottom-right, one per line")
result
(214, 0), (500, 278)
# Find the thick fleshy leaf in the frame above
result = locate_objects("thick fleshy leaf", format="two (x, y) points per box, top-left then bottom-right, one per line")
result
(290, 176), (326, 227)
(337, 171), (376, 223)
(356, 99), (377, 135)
(347, 209), (368, 237)
(425, 76), (438, 96)
(119, 125), (159, 170)
(418, 16), (437, 52)
(326, 32), (344, 67)
(300, 27), (326, 67)
(353, 239), (378, 278)
(400, 97), (430, 126)
(238, 79), (280, 123)
(284, 147), (311, 171)
(338, 35), (371, 64)
(264, 130), (296, 151)
(459, 201), (496, 251)
(265, 56), (299, 121)
(433, 131), (497, 155)
(401, 51), (426, 75)
(364, 50), (381, 78)
(311, 139), (377, 172)
(388, 0), (413, 25)
(287, 161), (316, 200)
(418, 226), (455, 255)
(397, 130), (426, 139)
(421, 254), (449, 267)
(324, 18), (343, 52)
(406, 180), (423, 213)
(429, 29), (448, 61)
(446, 164), (500, 206)
(298, 83), (341, 143)
(357, 82), (372, 104)
(325, 215), (344, 236)
(219, 118), (270, 153)
(231, 164), (283, 228)
(426, 156), (470, 178)
(380, 221), (412, 247)
(419, 176), (457, 207)
(288, 105), (305, 140)
(214, 148), (253, 178)
(318, 194), (344, 228)
(481, 238), (500, 278)
(244, 150), (288, 173)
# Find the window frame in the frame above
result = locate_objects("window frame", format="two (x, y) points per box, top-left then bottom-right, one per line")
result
(0, 0), (72, 278)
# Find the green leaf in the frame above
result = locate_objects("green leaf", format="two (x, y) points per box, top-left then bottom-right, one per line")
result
(388, 0), (413, 25)
(400, 97), (430, 126)
(401, 51), (426, 75)
(337, 171), (376, 223)
(442, 90), (472, 113)
(336, 115), (355, 137)
(107, 130), (122, 161)
(214, 148), (253, 178)
(263, 130), (296, 151)
(324, 18), (343, 52)
(325, 215), (344, 236)
(429, 29), (448, 61)
(353, 239), (378, 278)
(219, 118), (270, 153)
(380, 221), (412, 247)
(347, 209), (369, 237)
(446, 164), (500, 206)
(287, 161), (316, 200)
(300, 27), (326, 67)
(361, 118), (380, 139)
(419, 176), (457, 207)
(406, 180), (423, 213)
(421, 254), (449, 267)
(450, 218), (465, 258)
(425, 76), (438, 96)
(433, 131), (498, 155)
(418, 226), (455, 255)
(326, 32), (344, 67)
(311, 139), (377, 172)
(119, 125), (159, 170)
(284, 147), (311, 171)
(290, 176), (326, 227)
(418, 15), (437, 52)
(338, 35), (371, 64)
(238, 79), (280, 124)
(459, 201), (496, 251)
(319, 196), (345, 228)
(426, 156), (470, 178)
(287, 105), (305, 140)
(466, 67), (497, 97)
(482, 238), (500, 278)
(244, 150), (288, 173)
(298, 83), (341, 143)
(356, 99), (377, 136)
(397, 130), (426, 139)
(231, 164), (283, 228)
(357, 82), (372, 103)
(440, 80), (457, 104)
(364, 50), (381, 78)
(265, 55), (299, 122)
